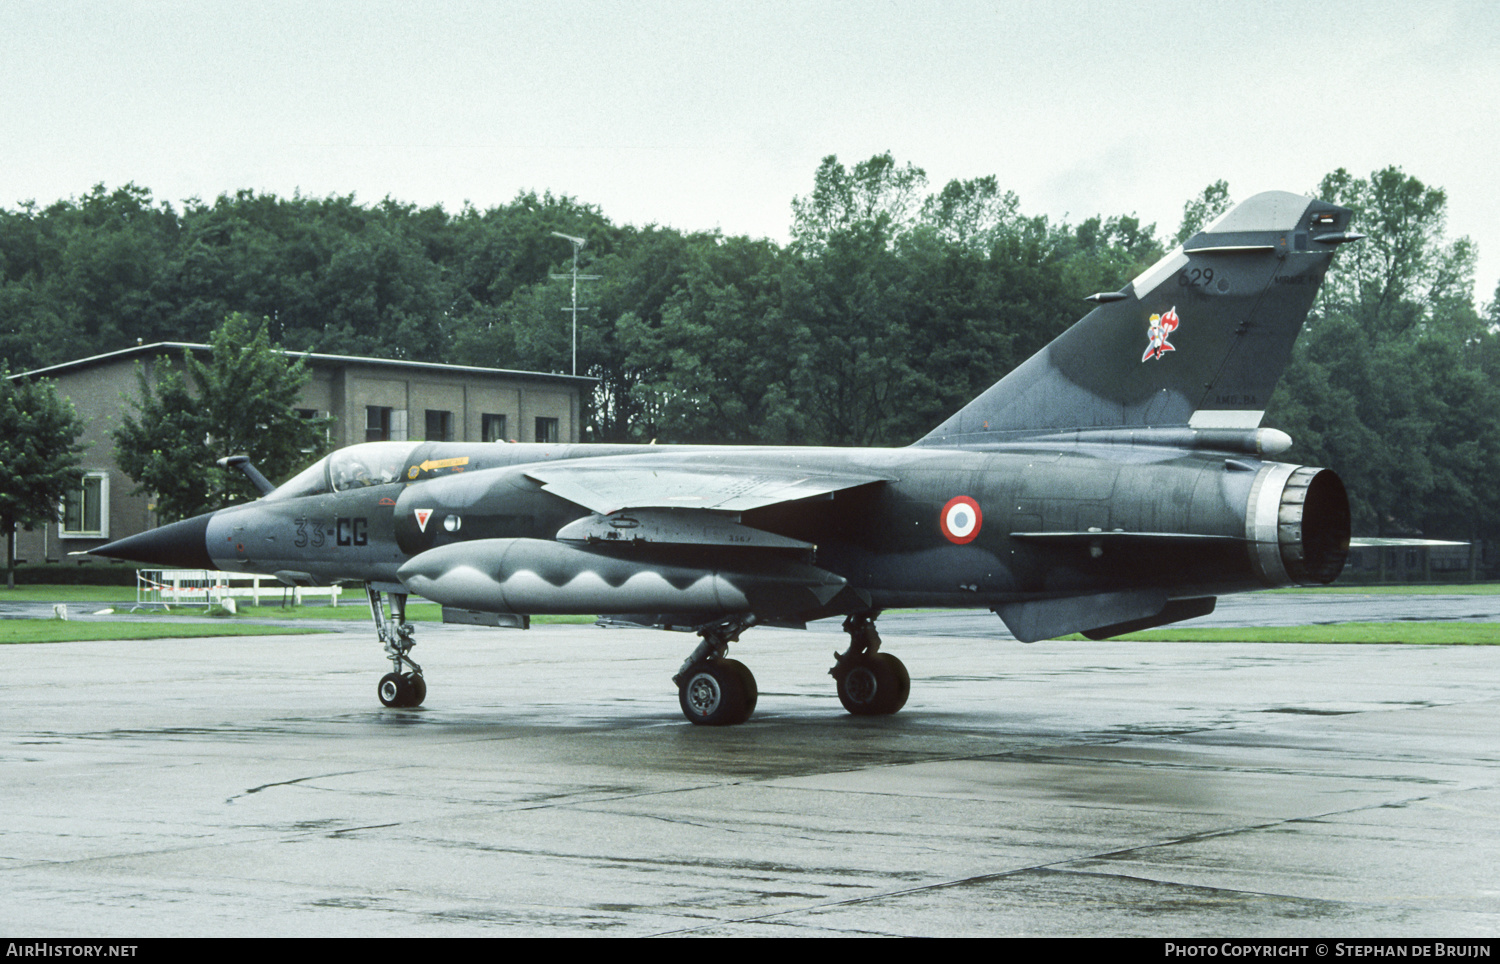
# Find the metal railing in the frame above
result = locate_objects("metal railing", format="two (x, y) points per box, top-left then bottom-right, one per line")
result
(135, 570), (343, 609)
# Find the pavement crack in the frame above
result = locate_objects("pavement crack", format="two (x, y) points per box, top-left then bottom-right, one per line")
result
(226, 769), (374, 804)
(647, 783), (1480, 937)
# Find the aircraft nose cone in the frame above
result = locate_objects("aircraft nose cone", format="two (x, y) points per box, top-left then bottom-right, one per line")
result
(89, 513), (216, 570)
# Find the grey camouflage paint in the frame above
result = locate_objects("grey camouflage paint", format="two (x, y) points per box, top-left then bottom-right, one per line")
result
(94, 192), (1355, 642)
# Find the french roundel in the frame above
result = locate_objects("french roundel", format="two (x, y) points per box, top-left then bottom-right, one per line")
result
(940, 496), (982, 544)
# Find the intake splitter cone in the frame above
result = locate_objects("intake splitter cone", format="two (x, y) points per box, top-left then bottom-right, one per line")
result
(89, 513), (216, 570)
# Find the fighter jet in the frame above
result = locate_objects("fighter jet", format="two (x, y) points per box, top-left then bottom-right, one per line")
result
(93, 190), (1361, 725)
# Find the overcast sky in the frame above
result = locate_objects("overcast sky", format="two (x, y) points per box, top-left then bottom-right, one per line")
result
(4, 0), (1497, 302)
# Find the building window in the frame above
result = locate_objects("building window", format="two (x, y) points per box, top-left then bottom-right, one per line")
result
(482, 414), (508, 443)
(535, 417), (559, 444)
(425, 409), (453, 442)
(366, 406), (391, 442)
(60, 472), (109, 539)
(366, 406), (408, 442)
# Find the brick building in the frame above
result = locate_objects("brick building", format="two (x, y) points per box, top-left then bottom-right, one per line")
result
(11, 343), (592, 566)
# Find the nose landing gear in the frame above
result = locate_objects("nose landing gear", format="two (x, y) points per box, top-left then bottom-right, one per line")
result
(367, 584), (425, 708)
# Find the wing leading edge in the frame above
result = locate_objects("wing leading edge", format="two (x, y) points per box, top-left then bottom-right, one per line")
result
(524, 460), (889, 515)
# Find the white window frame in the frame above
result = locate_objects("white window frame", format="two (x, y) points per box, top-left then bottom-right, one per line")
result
(59, 471), (110, 540)
(365, 407), (409, 442)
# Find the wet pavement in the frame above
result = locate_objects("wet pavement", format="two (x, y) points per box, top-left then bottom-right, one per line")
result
(3, 619), (1498, 936)
(852, 592), (1500, 637)
(7, 587), (1500, 633)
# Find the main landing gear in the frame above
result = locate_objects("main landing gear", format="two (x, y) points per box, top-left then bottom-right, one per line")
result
(367, 584), (426, 708)
(671, 612), (910, 725)
(829, 613), (909, 716)
(673, 616), (759, 726)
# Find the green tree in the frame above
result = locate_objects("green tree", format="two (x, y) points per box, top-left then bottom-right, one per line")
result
(1174, 180), (1232, 245)
(790, 153), (929, 251)
(114, 314), (330, 521)
(0, 185), (181, 369)
(585, 225), (710, 441)
(918, 175), (1023, 253)
(618, 234), (802, 444)
(1268, 167), (1490, 546)
(0, 370), (84, 588)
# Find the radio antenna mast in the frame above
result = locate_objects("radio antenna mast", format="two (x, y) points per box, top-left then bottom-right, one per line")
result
(550, 232), (600, 376)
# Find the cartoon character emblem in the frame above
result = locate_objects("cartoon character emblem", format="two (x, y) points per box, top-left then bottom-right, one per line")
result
(1142, 306), (1180, 362)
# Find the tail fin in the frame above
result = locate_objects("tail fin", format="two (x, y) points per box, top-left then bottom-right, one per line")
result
(916, 191), (1358, 445)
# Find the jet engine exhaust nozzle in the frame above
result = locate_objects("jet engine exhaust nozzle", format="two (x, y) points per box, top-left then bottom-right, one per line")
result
(1247, 464), (1350, 587)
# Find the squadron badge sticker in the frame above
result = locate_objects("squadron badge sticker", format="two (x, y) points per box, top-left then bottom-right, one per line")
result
(1142, 306), (1180, 362)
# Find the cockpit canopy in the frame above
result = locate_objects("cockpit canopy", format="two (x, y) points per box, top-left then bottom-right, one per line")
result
(265, 442), (419, 500)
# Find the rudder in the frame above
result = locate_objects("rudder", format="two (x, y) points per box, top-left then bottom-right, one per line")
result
(917, 191), (1359, 445)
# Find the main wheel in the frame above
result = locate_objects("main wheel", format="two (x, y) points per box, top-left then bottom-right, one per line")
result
(378, 672), (414, 707)
(835, 652), (909, 716)
(721, 658), (758, 718)
(877, 652), (910, 712)
(678, 660), (754, 726)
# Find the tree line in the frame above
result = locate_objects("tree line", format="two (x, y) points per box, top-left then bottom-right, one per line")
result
(2, 155), (1497, 549)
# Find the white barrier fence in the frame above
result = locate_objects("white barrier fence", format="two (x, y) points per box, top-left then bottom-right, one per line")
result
(136, 570), (343, 609)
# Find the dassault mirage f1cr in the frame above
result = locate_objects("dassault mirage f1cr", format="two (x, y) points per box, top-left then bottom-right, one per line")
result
(93, 191), (1360, 725)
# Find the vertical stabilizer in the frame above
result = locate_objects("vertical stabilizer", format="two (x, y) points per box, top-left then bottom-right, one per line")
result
(917, 191), (1357, 445)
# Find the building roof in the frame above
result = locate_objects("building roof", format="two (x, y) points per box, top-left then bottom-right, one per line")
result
(14, 342), (597, 387)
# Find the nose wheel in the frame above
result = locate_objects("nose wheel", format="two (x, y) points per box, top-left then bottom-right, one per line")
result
(378, 671), (427, 708)
(368, 584), (426, 707)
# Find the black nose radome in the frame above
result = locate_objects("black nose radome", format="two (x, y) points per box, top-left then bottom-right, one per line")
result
(89, 513), (216, 570)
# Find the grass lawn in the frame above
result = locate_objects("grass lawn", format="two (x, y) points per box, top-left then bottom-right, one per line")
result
(1271, 583), (1500, 595)
(9, 617), (1493, 646)
(212, 603), (595, 625)
(3, 586), (602, 623)
(0, 621), (332, 644)
(5, 611), (1495, 645)
(6, 582), (1497, 646)
(0, 594), (602, 644)
(7, 581), (1500, 607)
(1065, 622), (1500, 644)
(0, 585), (140, 603)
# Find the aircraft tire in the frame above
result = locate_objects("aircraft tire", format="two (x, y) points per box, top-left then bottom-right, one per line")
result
(722, 658), (758, 718)
(378, 672), (411, 708)
(876, 653), (911, 713)
(836, 653), (908, 716)
(678, 660), (752, 726)
(407, 673), (427, 707)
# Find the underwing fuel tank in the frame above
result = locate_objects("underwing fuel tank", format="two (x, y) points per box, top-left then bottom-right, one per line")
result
(398, 538), (848, 618)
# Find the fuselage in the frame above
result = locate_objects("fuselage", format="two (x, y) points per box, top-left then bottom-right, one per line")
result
(82, 188), (1361, 720)
(158, 436), (1347, 623)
